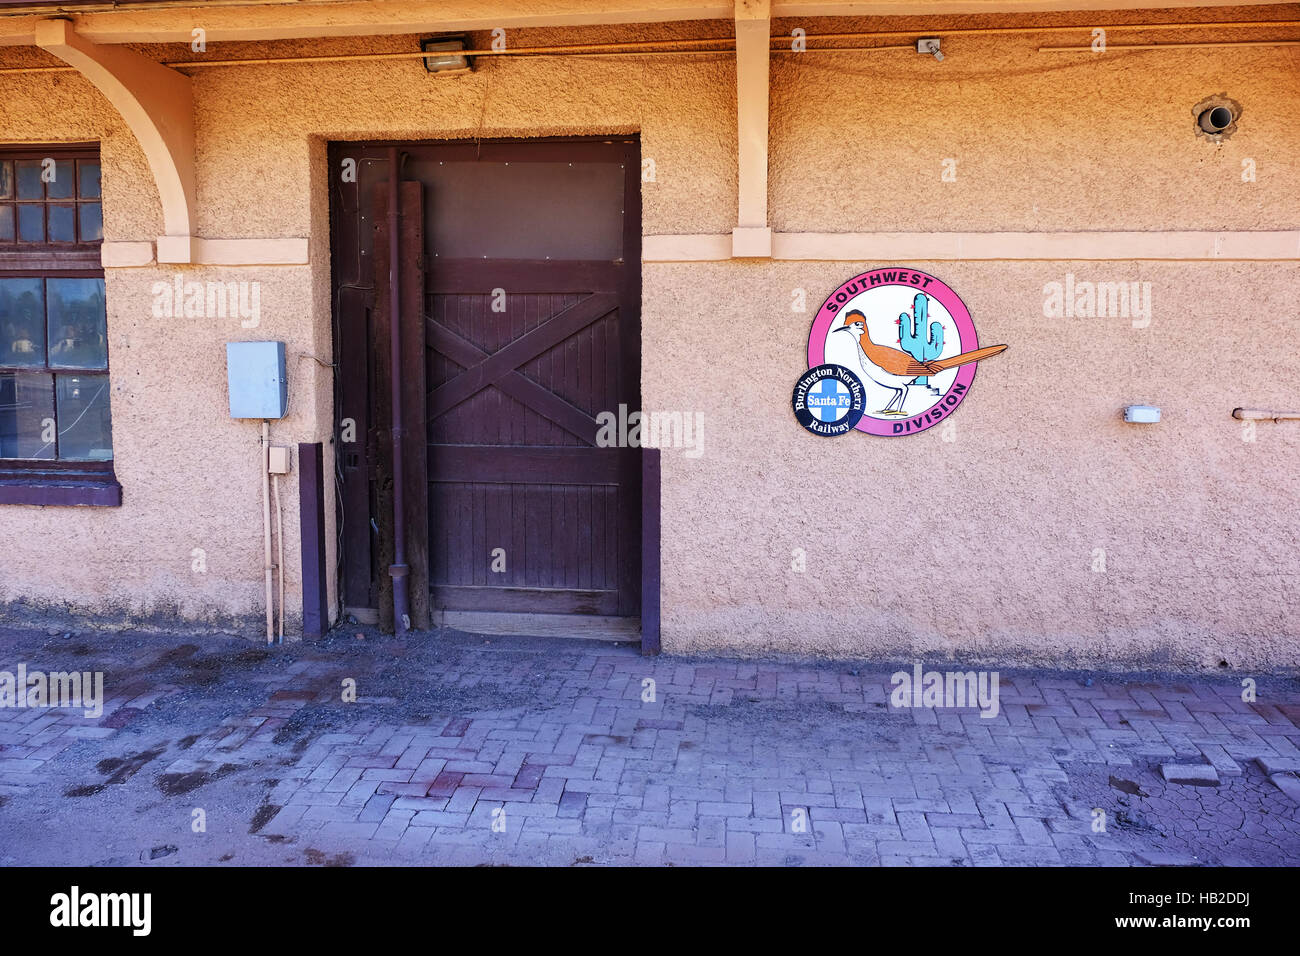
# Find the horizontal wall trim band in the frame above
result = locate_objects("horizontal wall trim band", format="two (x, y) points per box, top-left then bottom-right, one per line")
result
(0, 1), (1287, 46)
(103, 237), (310, 267)
(100, 241), (155, 268)
(642, 231), (1300, 261)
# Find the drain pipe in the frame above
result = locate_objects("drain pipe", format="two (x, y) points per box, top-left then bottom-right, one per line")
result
(387, 146), (410, 636)
(261, 420), (275, 644)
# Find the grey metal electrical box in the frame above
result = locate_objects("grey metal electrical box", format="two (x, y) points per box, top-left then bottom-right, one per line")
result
(226, 341), (287, 419)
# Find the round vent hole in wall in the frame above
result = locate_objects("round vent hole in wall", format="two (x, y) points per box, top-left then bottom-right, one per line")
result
(1192, 94), (1242, 142)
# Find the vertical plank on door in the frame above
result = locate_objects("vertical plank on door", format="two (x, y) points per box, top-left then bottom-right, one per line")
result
(370, 185), (395, 632)
(399, 180), (430, 630)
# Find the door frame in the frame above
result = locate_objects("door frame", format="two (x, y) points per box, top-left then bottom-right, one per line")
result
(326, 135), (659, 654)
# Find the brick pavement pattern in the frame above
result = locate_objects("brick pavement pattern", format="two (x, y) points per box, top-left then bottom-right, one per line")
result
(1, 627), (1298, 866)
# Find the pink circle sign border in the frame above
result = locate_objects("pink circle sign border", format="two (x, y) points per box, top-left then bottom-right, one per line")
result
(806, 268), (980, 437)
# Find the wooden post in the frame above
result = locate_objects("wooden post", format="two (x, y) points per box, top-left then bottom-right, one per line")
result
(298, 441), (329, 639)
(399, 180), (430, 630)
(641, 447), (661, 655)
(370, 186), (396, 633)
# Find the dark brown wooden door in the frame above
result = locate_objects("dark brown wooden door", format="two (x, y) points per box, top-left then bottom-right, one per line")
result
(331, 139), (641, 626)
(427, 264), (640, 616)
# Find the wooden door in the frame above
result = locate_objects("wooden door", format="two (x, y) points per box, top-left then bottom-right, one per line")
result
(331, 138), (642, 632)
(427, 263), (640, 618)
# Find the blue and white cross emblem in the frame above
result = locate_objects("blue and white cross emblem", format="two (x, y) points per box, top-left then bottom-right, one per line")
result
(807, 377), (852, 422)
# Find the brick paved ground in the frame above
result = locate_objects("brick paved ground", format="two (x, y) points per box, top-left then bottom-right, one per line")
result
(1, 625), (1298, 866)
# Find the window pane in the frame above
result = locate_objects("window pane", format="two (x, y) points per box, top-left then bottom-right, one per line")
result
(78, 161), (101, 199)
(0, 162), (11, 200)
(0, 205), (11, 241)
(79, 202), (103, 242)
(15, 160), (43, 199)
(46, 160), (74, 199)
(17, 204), (43, 242)
(48, 204), (75, 242)
(56, 373), (113, 460)
(406, 160), (625, 260)
(47, 278), (107, 370)
(0, 371), (55, 459)
(0, 278), (45, 367)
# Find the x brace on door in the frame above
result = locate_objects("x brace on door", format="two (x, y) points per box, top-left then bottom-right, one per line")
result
(426, 292), (619, 444)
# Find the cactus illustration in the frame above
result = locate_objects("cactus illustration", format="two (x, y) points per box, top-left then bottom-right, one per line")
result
(899, 293), (944, 390)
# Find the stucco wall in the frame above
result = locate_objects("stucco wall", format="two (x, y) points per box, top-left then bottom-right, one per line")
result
(767, 15), (1300, 231)
(0, 22), (740, 630)
(645, 259), (1300, 668)
(0, 10), (1297, 666)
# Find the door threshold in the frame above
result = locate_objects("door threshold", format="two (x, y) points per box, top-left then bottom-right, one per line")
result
(344, 606), (380, 625)
(433, 610), (640, 642)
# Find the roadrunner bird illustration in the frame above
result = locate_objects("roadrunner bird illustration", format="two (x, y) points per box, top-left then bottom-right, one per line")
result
(835, 308), (1008, 415)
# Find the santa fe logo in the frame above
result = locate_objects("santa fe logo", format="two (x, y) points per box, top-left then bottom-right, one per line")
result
(795, 269), (1008, 437)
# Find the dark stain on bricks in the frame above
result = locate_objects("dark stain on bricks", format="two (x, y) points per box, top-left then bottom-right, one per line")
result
(180, 659), (222, 686)
(303, 848), (353, 867)
(249, 804), (281, 834)
(219, 854), (234, 862)
(64, 747), (166, 796)
(269, 689), (317, 704)
(442, 718), (471, 737)
(174, 647), (271, 687)
(156, 762), (239, 796)
(1108, 775), (1148, 797)
(155, 644), (201, 667)
(100, 707), (145, 730)
(64, 783), (106, 797)
(237, 648), (271, 662)
(97, 747), (166, 784)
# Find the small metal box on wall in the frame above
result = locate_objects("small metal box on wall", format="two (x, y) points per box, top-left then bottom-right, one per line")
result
(226, 341), (288, 419)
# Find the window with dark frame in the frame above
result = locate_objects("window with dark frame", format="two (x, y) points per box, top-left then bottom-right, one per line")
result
(0, 144), (118, 506)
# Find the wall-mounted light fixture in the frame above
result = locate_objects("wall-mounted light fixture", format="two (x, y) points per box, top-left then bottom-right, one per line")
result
(917, 38), (944, 61)
(1124, 405), (1161, 424)
(422, 36), (472, 74)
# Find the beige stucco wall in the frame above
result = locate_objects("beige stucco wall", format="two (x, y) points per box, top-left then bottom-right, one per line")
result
(0, 21), (739, 631)
(647, 259), (1300, 668)
(0, 9), (1297, 667)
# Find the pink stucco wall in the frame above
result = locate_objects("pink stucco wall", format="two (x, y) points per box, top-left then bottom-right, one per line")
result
(0, 11), (1296, 667)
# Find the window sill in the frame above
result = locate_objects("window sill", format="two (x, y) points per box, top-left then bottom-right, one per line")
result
(0, 464), (121, 507)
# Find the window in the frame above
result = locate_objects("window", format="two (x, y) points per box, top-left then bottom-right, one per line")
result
(0, 144), (117, 506)
(0, 153), (103, 246)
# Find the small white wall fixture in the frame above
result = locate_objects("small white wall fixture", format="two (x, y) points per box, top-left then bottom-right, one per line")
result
(35, 18), (198, 264)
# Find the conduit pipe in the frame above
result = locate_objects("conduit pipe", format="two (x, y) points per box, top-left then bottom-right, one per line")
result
(261, 420), (274, 645)
(0, 20), (1296, 74)
(387, 146), (410, 637)
(1040, 39), (1300, 52)
(158, 20), (1300, 66)
(273, 472), (285, 642)
(1233, 408), (1300, 422)
(787, 19), (1300, 43)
